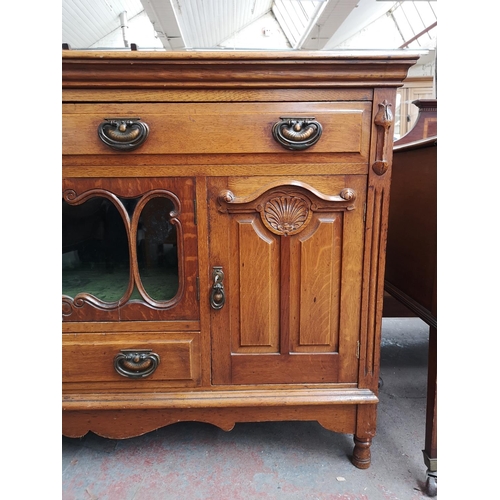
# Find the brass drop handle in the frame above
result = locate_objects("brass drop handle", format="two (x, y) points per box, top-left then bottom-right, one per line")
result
(272, 117), (322, 151)
(210, 266), (225, 310)
(98, 117), (149, 151)
(113, 349), (160, 379)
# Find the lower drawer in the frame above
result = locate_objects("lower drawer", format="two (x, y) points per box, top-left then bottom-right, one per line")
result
(62, 332), (201, 388)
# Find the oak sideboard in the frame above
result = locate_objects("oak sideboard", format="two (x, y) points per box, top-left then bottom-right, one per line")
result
(62, 50), (418, 468)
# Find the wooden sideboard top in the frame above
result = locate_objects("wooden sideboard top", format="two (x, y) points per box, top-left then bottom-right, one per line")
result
(62, 50), (421, 89)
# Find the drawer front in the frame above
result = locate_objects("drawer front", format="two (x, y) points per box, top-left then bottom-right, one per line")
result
(62, 102), (371, 160)
(62, 332), (201, 388)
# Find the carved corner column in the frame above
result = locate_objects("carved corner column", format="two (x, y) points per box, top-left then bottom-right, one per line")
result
(354, 89), (398, 468)
(359, 89), (397, 392)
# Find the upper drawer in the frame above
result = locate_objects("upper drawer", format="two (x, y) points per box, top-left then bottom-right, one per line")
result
(62, 102), (371, 159)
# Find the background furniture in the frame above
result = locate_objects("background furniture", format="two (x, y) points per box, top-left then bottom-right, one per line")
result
(62, 50), (417, 468)
(395, 99), (437, 146)
(383, 99), (437, 493)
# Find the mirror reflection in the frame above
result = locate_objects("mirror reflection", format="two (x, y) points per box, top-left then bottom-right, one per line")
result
(62, 194), (179, 303)
(137, 196), (178, 301)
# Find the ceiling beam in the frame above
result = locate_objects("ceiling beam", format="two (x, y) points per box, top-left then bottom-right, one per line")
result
(297, 0), (360, 50)
(141, 0), (185, 50)
(399, 21), (437, 49)
(321, 0), (397, 50)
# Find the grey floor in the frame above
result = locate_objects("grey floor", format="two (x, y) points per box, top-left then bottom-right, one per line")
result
(62, 317), (434, 500)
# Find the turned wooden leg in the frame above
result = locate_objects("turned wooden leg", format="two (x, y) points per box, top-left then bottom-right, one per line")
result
(352, 435), (372, 469)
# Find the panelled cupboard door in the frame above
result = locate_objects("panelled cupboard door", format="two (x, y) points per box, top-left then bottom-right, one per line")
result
(209, 176), (366, 385)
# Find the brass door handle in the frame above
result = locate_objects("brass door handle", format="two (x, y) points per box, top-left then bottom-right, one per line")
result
(272, 117), (322, 151)
(113, 349), (160, 378)
(98, 117), (149, 151)
(210, 266), (225, 310)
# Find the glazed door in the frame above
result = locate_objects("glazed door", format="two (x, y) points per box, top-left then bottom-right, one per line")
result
(62, 177), (199, 322)
(209, 176), (366, 385)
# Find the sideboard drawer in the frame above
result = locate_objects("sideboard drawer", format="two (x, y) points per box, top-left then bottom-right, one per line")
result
(62, 102), (371, 159)
(62, 332), (201, 387)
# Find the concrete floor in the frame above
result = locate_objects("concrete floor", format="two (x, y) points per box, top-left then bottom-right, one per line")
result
(62, 317), (434, 500)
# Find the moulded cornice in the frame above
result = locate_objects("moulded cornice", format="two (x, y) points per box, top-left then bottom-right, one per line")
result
(62, 50), (421, 89)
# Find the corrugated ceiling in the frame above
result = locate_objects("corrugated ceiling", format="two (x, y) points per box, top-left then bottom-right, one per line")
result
(171, 0), (274, 48)
(61, 0), (358, 50)
(62, 0), (145, 48)
(61, 0), (436, 52)
(272, 0), (324, 48)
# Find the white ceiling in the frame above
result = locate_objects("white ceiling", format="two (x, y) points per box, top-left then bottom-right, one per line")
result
(62, 0), (437, 52)
(62, 0), (144, 49)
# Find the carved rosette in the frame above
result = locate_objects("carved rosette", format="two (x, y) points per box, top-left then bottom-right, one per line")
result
(258, 194), (313, 236)
(217, 183), (356, 234)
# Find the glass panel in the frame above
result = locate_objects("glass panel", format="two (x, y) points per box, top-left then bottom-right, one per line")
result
(62, 196), (130, 302)
(137, 196), (179, 301)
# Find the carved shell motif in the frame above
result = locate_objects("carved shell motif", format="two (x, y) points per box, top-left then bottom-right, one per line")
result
(261, 195), (312, 236)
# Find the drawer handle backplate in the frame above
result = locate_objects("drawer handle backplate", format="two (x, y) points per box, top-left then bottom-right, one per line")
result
(98, 118), (149, 151)
(114, 349), (160, 378)
(272, 117), (322, 151)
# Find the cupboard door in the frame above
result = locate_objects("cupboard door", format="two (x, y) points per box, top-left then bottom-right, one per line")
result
(62, 177), (199, 322)
(209, 176), (366, 385)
